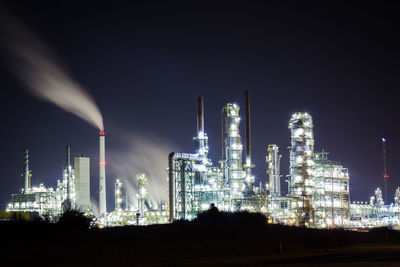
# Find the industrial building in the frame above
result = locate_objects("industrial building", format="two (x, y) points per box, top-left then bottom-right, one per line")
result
(5, 92), (400, 229)
(6, 146), (87, 220)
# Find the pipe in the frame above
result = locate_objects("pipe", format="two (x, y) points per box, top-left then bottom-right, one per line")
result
(23, 149), (29, 193)
(245, 90), (251, 164)
(99, 131), (107, 217)
(180, 162), (186, 220)
(168, 152), (175, 223)
(197, 96), (204, 133)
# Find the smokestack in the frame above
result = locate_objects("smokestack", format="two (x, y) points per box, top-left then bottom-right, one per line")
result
(23, 149), (29, 193)
(66, 145), (71, 200)
(99, 131), (107, 217)
(245, 90), (251, 164)
(197, 96), (204, 133)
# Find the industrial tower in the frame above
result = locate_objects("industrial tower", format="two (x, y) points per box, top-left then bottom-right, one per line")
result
(382, 137), (389, 204)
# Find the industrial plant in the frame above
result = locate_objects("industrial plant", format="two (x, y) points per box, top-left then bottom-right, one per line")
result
(5, 91), (400, 229)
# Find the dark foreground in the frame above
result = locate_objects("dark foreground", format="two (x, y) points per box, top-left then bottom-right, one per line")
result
(1, 213), (400, 266)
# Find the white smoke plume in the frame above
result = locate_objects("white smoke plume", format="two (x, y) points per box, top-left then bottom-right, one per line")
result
(0, 9), (104, 131)
(90, 197), (100, 217)
(108, 130), (179, 209)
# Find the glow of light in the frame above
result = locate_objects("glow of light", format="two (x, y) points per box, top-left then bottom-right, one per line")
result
(198, 131), (204, 138)
(382, 137), (386, 143)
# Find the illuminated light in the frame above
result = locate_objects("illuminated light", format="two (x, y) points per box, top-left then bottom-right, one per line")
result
(198, 131), (205, 138)
(384, 174), (389, 178)
(99, 131), (106, 135)
(382, 137), (386, 143)
(200, 203), (209, 209)
(233, 182), (239, 189)
(306, 159), (315, 166)
(294, 128), (304, 137)
(99, 161), (107, 165)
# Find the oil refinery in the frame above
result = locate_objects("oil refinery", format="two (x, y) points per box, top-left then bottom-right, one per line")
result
(5, 91), (400, 229)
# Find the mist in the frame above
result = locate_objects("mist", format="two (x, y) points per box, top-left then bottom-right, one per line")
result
(107, 130), (179, 209)
(90, 197), (99, 217)
(0, 9), (104, 131)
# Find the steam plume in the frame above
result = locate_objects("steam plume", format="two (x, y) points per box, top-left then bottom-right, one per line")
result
(0, 9), (104, 130)
(108, 130), (179, 208)
(90, 197), (100, 217)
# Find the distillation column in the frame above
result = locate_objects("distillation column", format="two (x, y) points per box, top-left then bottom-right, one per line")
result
(267, 144), (282, 196)
(115, 179), (122, 211)
(221, 103), (245, 198)
(288, 112), (315, 226)
(66, 145), (71, 203)
(62, 145), (73, 211)
(193, 96), (209, 161)
(137, 173), (148, 216)
(23, 149), (30, 193)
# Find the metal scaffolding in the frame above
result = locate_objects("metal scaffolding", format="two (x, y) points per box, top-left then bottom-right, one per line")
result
(288, 112), (315, 227)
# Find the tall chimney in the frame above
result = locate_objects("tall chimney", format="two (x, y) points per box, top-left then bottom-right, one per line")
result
(197, 96), (204, 133)
(23, 149), (29, 193)
(244, 90), (255, 192)
(245, 90), (251, 164)
(99, 131), (107, 217)
(66, 145), (71, 200)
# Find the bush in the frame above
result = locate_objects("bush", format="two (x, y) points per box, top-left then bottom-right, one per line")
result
(195, 207), (266, 228)
(57, 209), (93, 230)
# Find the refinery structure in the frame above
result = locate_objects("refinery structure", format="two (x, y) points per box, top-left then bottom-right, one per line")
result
(5, 91), (400, 229)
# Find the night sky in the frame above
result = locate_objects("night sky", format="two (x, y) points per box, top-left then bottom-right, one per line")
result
(1, 1), (399, 211)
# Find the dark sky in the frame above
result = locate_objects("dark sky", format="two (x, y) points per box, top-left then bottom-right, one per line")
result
(0, 1), (399, 210)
